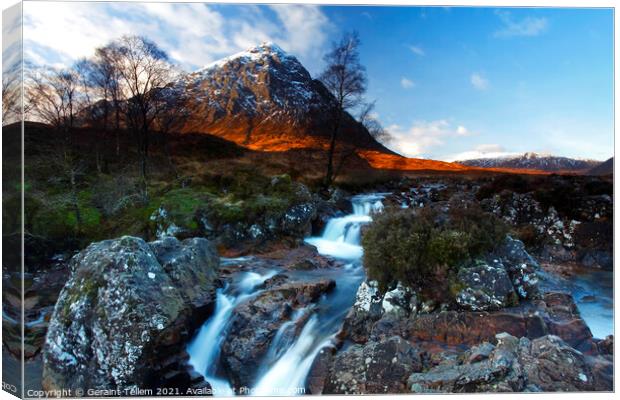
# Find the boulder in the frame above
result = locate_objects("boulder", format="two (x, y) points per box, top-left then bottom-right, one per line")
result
(220, 279), (335, 388)
(382, 283), (417, 318)
(279, 202), (317, 237)
(408, 333), (608, 393)
(42, 236), (219, 392)
(149, 237), (219, 309)
(324, 336), (422, 394)
(340, 280), (383, 343)
(306, 344), (336, 394)
(455, 260), (518, 311)
(494, 236), (541, 300)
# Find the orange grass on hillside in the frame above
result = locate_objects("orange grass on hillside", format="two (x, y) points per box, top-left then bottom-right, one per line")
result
(358, 150), (551, 175)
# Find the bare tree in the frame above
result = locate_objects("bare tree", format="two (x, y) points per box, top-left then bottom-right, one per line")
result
(91, 44), (124, 156)
(26, 66), (84, 142)
(2, 61), (21, 125)
(152, 85), (189, 179)
(110, 35), (175, 198)
(319, 32), (367, 188)
(25, 65), (89, 233)
(358, 101), (390, 144)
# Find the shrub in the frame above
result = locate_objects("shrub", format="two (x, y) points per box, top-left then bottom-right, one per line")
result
(362, 205), (509, 295)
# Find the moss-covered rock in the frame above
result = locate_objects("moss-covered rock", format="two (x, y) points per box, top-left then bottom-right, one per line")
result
(42, 236), (219, 391)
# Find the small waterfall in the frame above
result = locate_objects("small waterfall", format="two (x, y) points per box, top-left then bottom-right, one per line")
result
(187, 193), (385, 397)
(187, 270), (276, 395)
(253, 193), (385, 395)
(304, 194), (386, 260)
(251, 316), (328, 396)
(263, 308), (307, 366)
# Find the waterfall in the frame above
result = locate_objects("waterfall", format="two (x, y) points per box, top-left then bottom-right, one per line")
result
(251, 316), (329, 396)
(186, 193), (385, 396)
(187, 269), (276, 395)
(252, 193), (385, 395)
(304, 194), (386, 260)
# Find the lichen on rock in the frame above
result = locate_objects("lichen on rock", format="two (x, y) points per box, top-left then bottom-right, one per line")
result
(42, 235), (219, 392)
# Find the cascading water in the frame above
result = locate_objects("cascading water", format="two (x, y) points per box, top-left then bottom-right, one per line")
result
(187, 269), (277, 395)
(303, 194), (386, 261)
(251, 194), (386, 395)
(186, 193), (385, 396)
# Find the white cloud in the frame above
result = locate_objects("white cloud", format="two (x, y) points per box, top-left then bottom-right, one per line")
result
(408, 45), (425, 56)
(456, 126), (468, 135)
(470, 73), (489, 91)
(400, 77), (415, 89)
(494, 11), (548, 38)
(22, 2), (332, 73)
(386, 119), (474, 158)
(444, 144), (520, 162)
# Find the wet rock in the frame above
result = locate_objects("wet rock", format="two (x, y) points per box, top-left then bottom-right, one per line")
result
(258, 244), (336, 270)
(42, 236), (219, 392)
(455, 260), (518, 311)
(149, 237), (219, 309)
(494, 236), (540, 300)
(401, 308), (548, 347)
(538, 292), (597, 353)
(325, 336), (422, 394)
(520, 335), (597, 391)
(280, 202), (317, 237)
(220, 279), (335, 388)
(306, 344), (336, 394)
(579, 250), (613, 271)
(340, 280), (383, 343)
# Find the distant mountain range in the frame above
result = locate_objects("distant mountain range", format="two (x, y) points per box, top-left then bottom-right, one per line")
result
(457, 152), (603, 173)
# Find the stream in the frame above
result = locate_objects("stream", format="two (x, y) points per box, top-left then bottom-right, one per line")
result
(185, 191), (614, 396)
(186, 194), (386, 396)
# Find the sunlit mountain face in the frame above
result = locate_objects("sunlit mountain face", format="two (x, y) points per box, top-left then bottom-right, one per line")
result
(173, 42), (388, 152)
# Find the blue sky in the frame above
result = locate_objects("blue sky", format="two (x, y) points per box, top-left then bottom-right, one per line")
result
(21, 2), (613, 161)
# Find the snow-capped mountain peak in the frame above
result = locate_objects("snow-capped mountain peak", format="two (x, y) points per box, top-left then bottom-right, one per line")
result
(170, 42), (389, 153)
(198, 42), (293, 73)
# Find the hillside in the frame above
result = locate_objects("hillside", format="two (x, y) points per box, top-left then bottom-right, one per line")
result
(587, 157), (613, 176)
(457, 152), (601, 173)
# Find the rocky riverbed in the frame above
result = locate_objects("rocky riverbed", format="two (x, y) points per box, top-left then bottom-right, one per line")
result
(4, 174), (613, 394)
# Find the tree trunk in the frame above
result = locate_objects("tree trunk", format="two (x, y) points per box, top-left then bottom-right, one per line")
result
(70, 170), (82, 235)
(324, 109), (342, 189)
(162, 132), (178, 179)
(140, 120), (150, 200)
(115, 104), (121, 157)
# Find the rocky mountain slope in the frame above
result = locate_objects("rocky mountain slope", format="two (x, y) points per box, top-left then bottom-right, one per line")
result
(587, 157), (613, 176)
(458, 152), (601, 173)
(174, 42), (391, 153)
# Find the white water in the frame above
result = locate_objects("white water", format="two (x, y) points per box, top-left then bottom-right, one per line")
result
(252, 194), (385, 395)
(303, 194), (385, 261)
(187, 193), (385, 396)
(187, 270), (276, 396)
(252, 316), (330, 396)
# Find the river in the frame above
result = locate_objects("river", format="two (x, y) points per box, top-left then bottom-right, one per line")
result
(186, 193), (386, 396)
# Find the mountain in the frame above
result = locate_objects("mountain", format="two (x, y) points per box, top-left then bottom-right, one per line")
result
(586, 157), (613, 176)
(174, 42), (391, 153)
(457, 152), (602, 173)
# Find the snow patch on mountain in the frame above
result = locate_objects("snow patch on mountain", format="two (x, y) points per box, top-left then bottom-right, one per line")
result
(457, 152), (602, 172)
